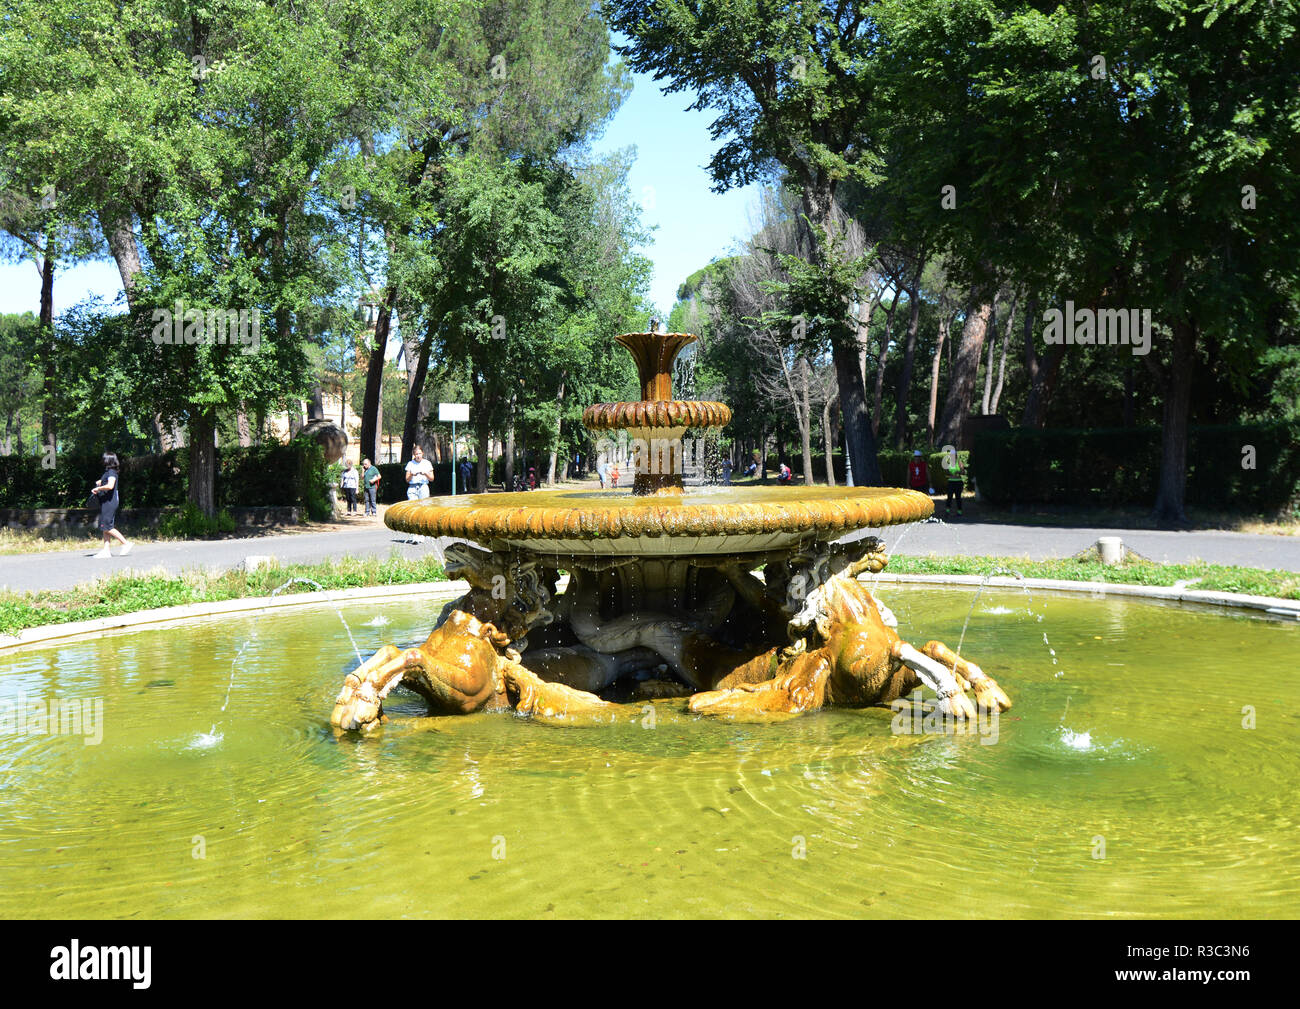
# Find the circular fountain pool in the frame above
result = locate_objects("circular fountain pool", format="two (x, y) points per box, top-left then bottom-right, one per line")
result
(2, 585), (1296, 918)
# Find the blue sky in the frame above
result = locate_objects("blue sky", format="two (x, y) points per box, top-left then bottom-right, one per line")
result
(591, 68), (758, 315)
(0, 62), (756, 323)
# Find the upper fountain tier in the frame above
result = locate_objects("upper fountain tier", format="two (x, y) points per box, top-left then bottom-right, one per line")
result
(582, 331), (731, 495)
(383, 328), (933, 555)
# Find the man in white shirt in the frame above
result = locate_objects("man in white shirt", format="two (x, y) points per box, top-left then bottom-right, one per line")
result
(404, 446), (434, 500)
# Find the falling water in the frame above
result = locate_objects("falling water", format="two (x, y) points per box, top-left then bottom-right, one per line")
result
(954, 566), (1061, 676)
(190, 637), (254, 748)
(868, 515), (944, 593)
(271, 578), (365, 666)
(219, 638), (252, 714)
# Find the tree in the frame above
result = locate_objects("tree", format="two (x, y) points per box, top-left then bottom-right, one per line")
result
(608, 0), (891, 484)
(344, 0), (629, 465)
(875, 0), (1300, 522)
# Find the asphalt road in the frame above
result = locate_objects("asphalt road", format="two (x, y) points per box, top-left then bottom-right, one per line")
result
(4, 514), (1299, 593)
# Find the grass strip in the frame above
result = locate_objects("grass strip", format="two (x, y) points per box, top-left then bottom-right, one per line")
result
(0, 553), (447, 635)
(887, 554), (1300, 599)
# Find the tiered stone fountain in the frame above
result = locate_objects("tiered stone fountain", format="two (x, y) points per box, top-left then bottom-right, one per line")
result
(330, 332), (1010, 730)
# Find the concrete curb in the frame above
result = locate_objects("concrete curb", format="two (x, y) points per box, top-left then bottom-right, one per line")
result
(3, 571), (1296, 656)
(0, 580), (470, 653)
(870, 573), (1300, 619)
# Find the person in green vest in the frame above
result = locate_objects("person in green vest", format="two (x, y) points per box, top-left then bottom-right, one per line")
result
(945, 451), (966, 518)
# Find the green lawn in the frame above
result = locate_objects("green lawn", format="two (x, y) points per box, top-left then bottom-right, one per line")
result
(0, 554), (447, 636)
(886, 554), (1300, 599)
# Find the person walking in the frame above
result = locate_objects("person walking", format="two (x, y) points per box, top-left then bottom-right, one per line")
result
(340, 459), (360, 514)
(362, 458), (381, 516)
(945, 452), (967, 518)
(459, 457), (473, 493)
(405, 446), (434, 500)
(721, 456), (733, 485)
(90, 452), (131, 558)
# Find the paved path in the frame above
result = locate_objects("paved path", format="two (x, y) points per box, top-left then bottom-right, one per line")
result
(4, 518), (1298, 594)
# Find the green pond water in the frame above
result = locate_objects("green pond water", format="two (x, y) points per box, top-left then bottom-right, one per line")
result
(2, 585), (1297, 919)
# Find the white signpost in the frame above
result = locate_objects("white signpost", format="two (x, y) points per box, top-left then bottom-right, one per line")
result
(438, 403), (470, 494)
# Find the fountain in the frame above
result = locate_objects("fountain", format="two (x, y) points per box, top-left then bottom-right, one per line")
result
(330, 331), (1012, 730)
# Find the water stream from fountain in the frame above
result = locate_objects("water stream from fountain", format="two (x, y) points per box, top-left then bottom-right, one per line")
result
(271, 578), (365, 666)
(955, 567), (1061, 676)
(190, 637), (254, 748)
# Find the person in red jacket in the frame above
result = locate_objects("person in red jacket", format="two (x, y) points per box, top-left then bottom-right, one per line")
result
(907, 450), (931, 495)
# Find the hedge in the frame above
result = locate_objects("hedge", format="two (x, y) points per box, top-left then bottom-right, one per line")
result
(760, 449), (968, 490)
(373, 461), (457, 502)
(0, 440), (331, 519)
(972, 424), (1300, 513)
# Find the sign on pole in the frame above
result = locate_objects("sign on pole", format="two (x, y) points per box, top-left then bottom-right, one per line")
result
(438, 403), (470, 494)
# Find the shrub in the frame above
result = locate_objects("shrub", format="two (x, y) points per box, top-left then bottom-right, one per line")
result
(2, 440), (331, 515)
(158, 502), (238, 538)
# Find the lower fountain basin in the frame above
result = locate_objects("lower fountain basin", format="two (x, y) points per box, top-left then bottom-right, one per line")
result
(385, 485), (933, 556)
(3, 585), (1295, 919)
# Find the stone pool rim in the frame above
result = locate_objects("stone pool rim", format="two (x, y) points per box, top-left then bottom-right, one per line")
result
(2, 573), (1295, 654)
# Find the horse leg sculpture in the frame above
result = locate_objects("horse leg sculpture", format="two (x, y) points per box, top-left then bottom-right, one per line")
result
(920, 640), (1012, 712)
(689, 650), (833, 716)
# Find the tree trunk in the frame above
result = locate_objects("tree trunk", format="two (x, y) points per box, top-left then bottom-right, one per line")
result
(35, 228), (57, 448)
(402, 318), (435, 464)
(1020, 296), (1066, 430)
(798, 178), (880, 486)
(871, 295), (898, 436)
(821, 387), (838, 486)
(358, 284), (396, 463)
(893, 267), (926, 450)
(798, 358), (814, 484)
(936, 302), (993, 449)
(856, 282), (882, 399)
(504, 396), (516, 488)
(236, 403), (252, 447)
(1152, 319), (1197, 526)
(990, 294), (1017, 415)
(101, 208), (143, 308)
(927, 312), (951, 448)
(472, 378), (490, 490)
(188, 408), (218, 517)
(548, 377), (566, 485)
(834, 344), (882, 485)
(982, 302), (997, 415)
